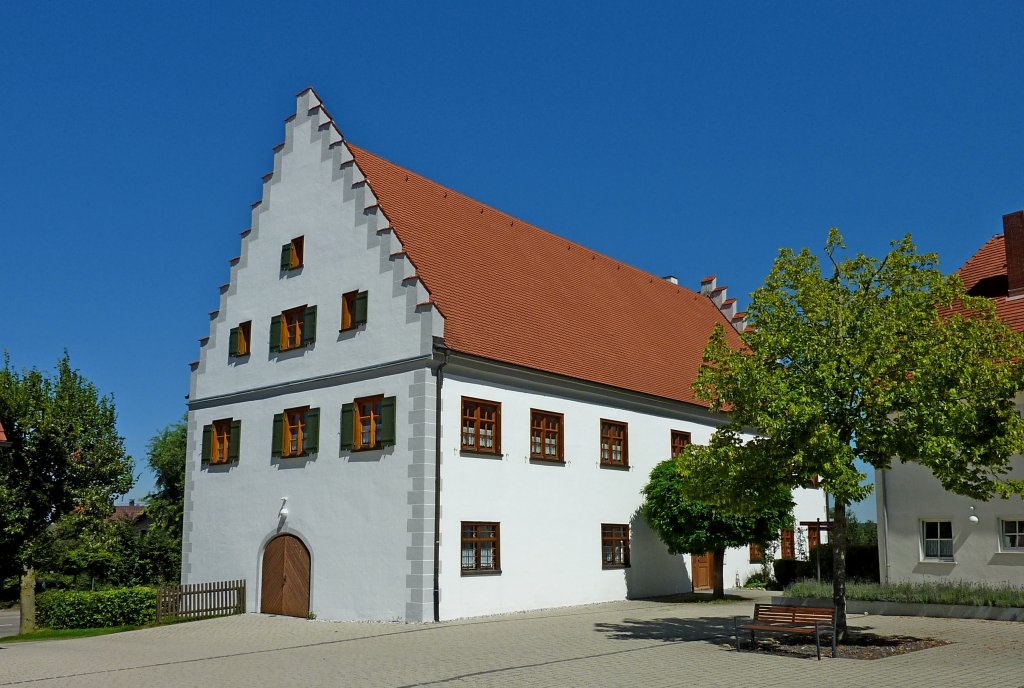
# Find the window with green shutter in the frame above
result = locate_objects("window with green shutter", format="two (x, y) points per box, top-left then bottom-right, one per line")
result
(304, 408), (319, 453)
(202, 424), (213, 464)
(270, 315), (282, 352)
(340, 403), (354, 451)
(341, 290), (368, 331)
(272, 413), (284, 457)
(229, 321), (252, 358)
(343, 395), (396, 451)
(228, 419), (242, 461)
(280, 236), (304, 271)
(274, 407), (318, 458)
(302, 306), (317, 346)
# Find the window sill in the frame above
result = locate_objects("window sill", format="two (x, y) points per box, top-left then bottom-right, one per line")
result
(599, 462), (630, 471)
(602, 564), (630, 570)
(530, 457), (565, 465)
(919, 558), (955, 564)
(350, 444), (392, 453)
(461, 569), (502, 577)
(278, 452), (312, 459)
(461, 448), (503, 458)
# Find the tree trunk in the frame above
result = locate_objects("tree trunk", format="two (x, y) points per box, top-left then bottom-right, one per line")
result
(712, 548), (726, 599)
(19, 568), (36, 634)
(832, 500), (848, 642)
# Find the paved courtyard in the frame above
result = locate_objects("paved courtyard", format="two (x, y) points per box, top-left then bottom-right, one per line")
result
(1, 591), (1022, 688)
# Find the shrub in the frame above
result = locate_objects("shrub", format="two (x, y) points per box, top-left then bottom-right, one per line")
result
(36, 586), (157, 629)
(783, 579), (1024, 608)
(773, 559), (802, 588)
(773, 544), (880, 586)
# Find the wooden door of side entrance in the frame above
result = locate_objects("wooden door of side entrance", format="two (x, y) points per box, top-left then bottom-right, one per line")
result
(260, 534), (310, 617)
(690, 551), (714, 591)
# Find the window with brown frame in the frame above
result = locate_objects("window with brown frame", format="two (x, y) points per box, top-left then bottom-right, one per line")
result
(280, 236), (304, 271)
(270, 305), (317, 352)
(780, 529), (795, 560)
(671, 430), (692, 457)
(340, 395), (396, 451)
(341, 290), (368, 331)
(201, 418), (241, 465)
(601, 524), (630, 568)
(461, 522), (500, 574)
(530, 410), (564, 461)
(749, 543), (764, 563)
(211, 419), (231, 464)
(229, 321), (251, 358)
(271, 406), (320, 458)
(461, 398), (501, 454)
(600, 420), (628, 467)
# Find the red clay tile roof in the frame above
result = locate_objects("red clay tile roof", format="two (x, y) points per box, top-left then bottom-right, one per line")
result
(348, 145), (742, 406)
(956, 235), (1024, 332)
(0, 420), (9, 446)
(111, 504), (145, 521)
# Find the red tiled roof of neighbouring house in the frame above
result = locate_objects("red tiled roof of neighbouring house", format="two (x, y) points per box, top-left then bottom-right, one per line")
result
(348, 144), (743, 406)
(956, 234), (1024, 332)
(0, 420), (9, 446)
(111, 504), (145, 521)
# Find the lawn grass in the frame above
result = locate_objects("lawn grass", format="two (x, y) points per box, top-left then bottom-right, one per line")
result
(0, 624), (144, 643)
(784, 579), (1024, 608)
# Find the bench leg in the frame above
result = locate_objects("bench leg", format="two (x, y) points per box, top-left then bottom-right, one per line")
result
(815, 633), (821, 661)
(750, 630), (756, 650)
(734, 619), (740, 652)
(832, 630), (837, 658)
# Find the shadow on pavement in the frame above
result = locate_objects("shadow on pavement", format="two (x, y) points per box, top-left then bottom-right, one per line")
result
(595, 616), (741, 645)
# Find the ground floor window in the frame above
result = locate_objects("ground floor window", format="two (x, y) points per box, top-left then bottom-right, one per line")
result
(1001, 519), (1024, 551)
(601, 524), (630, 568)
(921, 520), (953, 560)
(461, 522), (500, 574)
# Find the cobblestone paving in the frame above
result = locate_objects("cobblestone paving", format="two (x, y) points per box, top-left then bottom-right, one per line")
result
(1, 592), (1022, 687)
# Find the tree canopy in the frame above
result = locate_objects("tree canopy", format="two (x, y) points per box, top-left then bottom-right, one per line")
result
(144, 417), (186, 542)
(676, 231), (1024, 633)
(0, 354), (133, 630)
(642, 458), (792, 597)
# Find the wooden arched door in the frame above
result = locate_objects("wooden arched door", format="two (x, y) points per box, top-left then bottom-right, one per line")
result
(261, 534), (310, 617)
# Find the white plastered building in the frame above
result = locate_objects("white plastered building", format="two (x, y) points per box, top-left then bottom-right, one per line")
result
(182, 89), (826, 622)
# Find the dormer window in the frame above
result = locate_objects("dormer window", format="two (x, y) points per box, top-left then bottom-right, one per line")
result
(280, 236), (304, 271)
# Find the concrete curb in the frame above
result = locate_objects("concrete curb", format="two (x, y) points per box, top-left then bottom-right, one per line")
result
(772, 595), (1024, 622)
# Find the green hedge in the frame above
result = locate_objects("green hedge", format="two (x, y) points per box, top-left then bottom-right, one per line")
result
(36, 587), (157, 629)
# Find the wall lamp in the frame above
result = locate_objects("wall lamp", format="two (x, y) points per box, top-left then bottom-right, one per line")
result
(969, 505), (979, 524)
(279, 496), (289, 519)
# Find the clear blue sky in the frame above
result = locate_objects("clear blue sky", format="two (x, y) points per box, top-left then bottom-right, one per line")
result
(4, 2), (1024, 522)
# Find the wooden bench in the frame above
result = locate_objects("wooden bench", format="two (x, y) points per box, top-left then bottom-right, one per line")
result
(734, 604), (837, 660)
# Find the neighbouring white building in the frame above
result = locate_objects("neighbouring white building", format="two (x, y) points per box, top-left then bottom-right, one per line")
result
(181, 88), (825, 622)
(876, 210), (1024, 586)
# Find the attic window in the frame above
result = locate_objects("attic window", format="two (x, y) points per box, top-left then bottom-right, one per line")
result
(281, 236), (304, 271)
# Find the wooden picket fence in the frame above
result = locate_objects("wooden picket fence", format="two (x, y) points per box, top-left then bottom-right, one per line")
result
(156, 579), (246, 623)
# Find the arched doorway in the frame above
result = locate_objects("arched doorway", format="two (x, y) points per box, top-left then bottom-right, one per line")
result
(261, 534), (310, 617)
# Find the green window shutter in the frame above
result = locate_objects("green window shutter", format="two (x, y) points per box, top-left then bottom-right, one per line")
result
(280, 243), (292, 270)
(228, 419), (241, 462)
(229, 327), (239, 358)
(302, 306), (317, 345)
(355, 290), (368, 325)
(201, 424), (213, 464)
(272, 413), (284, 458)
(340, 403), (355, 451)
(304, 408), (320, 453)
(381, 396), (397, 446)
(270, 315), (282, 352)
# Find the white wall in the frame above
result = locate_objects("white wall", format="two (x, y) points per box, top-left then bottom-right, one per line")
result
(437, 360), (827, 619)
(183, 90), (442, 622)
(878, 459), (1024, 585)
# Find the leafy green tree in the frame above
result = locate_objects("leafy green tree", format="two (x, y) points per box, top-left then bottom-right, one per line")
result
(142, 418), (186, 580)
(677, 231), (1024, 637)
(0, 354), (133, 632)
(642, 459), (793, 598)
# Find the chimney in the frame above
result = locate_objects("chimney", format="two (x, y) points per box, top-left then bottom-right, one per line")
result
(1005, 210), (1024, 298)
(663, 275), (679, 285)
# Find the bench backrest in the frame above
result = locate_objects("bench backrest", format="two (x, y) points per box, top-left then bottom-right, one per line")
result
(752, 604), (835, 625)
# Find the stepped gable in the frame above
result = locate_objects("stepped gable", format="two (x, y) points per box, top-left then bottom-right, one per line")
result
(956, 233), (1024, 332)
(348, 144), (742, 406)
